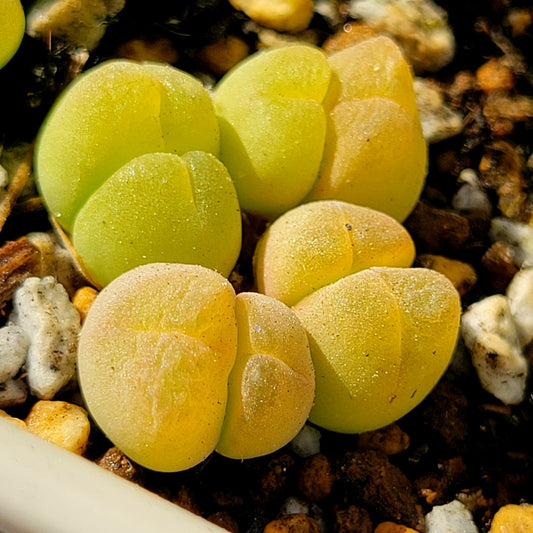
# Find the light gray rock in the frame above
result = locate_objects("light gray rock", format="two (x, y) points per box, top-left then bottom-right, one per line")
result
(26, 0), (125, 50)
(9, 276), (80, 399)
(415, 78), (463, 143)
(425, 500), (479, 533)
(461, 294), (528, 405)
(349, 0), (455, 72)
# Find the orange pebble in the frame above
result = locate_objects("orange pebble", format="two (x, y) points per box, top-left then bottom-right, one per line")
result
(476, 58), (515, 93)
(488, 504), (533, 532)
(374, 521), (419, 533)
(72, 286), (99, 323)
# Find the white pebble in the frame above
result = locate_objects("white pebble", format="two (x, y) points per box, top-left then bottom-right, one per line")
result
(414, 78), (463, 143)
(452, 169), (492, 219)
(461, 294), (528, 405)
(489, 217), (533, 267)
(289, 424), (321, 457)
(506, 268), (533, 347)
(348, 0), (455, 72)
(26, 231), (86, 296)
(9, 277), (81, 399)
(280, 496), (310, 515)
(0, 324), (29, 383)
(26, 0), (125, 50)
(425, 500), (479, 533)
(0, 378), (28, 408)
(0, 164), (9, 188)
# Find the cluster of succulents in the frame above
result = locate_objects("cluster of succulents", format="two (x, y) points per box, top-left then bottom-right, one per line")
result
(34, 36), (461, 472)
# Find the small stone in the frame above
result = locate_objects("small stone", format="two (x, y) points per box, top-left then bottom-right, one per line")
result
(414, 78), (463, 143)
(229, 0), (314, 33)
(461, 294), (528, 405)
(336, 450), (424, 530)
(0, 164), (8, 188)
(25, 400), (91, 455)
(298, 454), (335, 501)
(0, 324), (29, 383)
(482, 242), (520, 293)
(415, 456), (467, 505)
(72, 286), (99, 323)
(506, 268), (533, 347)
(255, 27), (320, 48)
(374, 522), (418, 533)
(197, 36), (250, 77)
(334, 504), (373, 533)
(489, 217), (533, 267)
(476, 58), (515, 93)
(116, 37), (179, 64)
(506, 8), (533, 37)
(322, 22), (377, 53)
(314, 0), (344, 28)
(279, 496), (310, 516)
(348, 0), (455, 72)
(479, 141), (529, 220)
(415, 254), (477, 296)
(290, 424), (321, 457)
(263, 513), (321, 533)
(483, 94), (533, 136)
(357, 423), (410, 455)
(0, 378), (27, 408)
(96, 446), (144, 484)
(248, 453), (296, 504)
(456, 488), (491, 517)
(9, 276), (81, 400)
(404, 202), (471, 254)
(452, 169), (493, 220)
(26, 0), (125, 50)
(488, 503), (533, 532)
(425, 500), (479, 533)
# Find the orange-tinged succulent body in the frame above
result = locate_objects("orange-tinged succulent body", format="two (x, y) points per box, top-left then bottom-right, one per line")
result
(254, 200), (416, 307)
(293, 267), (461, 434)
(78, 263), (314, 472)
(217, 292), (315, 458)
(214, 36), (426, 221)
(307, 36), (427, 222)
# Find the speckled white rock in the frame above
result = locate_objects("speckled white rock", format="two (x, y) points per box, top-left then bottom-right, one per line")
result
(425, 500), (479, 533)
(461, 294), (528, 405)
(289, 424), (321, 457)
(348, 0), (455, 72)
(489, 217), (533, 267)
(0, 325), (28, 383)
(9, 276), (81, 399)
(26, 231), (86, 296)
(26, 0), (125, 50)
(452, 169), (492, 219)
(506, 268), (533, 347)
(0, 378), (27, 407)
(415, 78), (463, 143)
